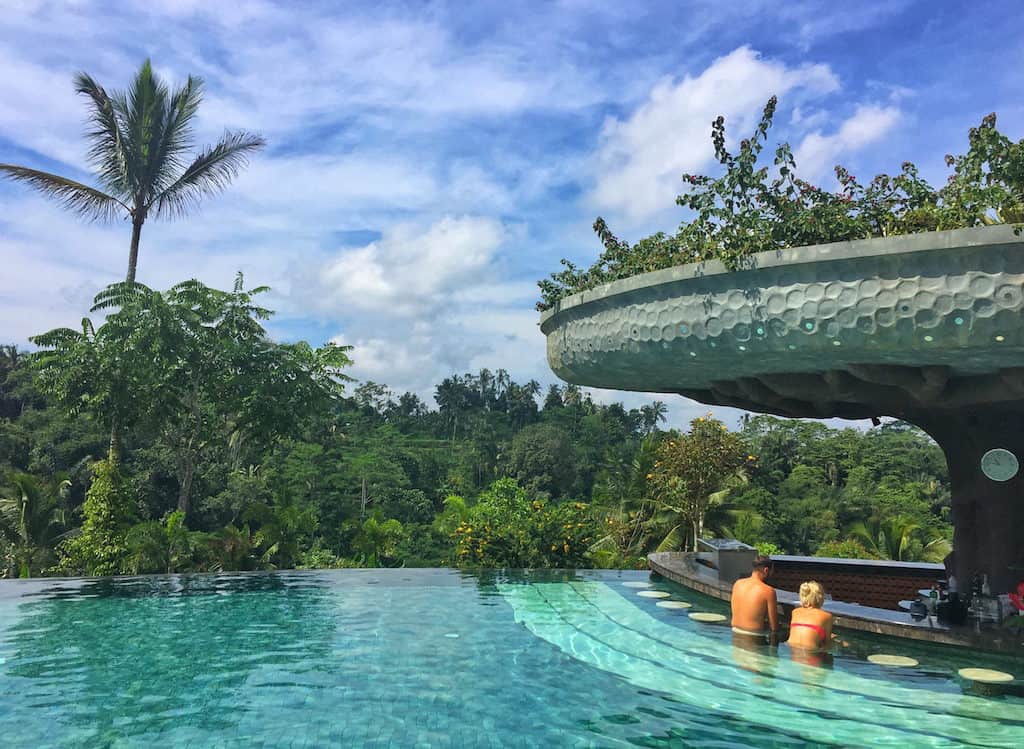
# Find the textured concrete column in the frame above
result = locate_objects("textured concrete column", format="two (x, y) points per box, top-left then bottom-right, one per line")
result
(914, 407), (1024, 593)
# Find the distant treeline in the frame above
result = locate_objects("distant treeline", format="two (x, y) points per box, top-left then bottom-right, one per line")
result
(0, 340), (950, 577)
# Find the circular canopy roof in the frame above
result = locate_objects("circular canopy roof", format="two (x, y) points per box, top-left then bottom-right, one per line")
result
(540, 226), (1024, 419)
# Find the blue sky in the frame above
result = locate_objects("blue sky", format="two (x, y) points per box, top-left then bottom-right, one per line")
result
(1, 0), (1023, 427)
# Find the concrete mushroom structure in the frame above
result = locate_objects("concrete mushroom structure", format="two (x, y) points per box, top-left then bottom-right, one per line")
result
(540, 225), (1024, 592)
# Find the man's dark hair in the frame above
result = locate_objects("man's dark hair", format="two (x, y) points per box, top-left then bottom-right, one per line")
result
(752, 556), (772, 569)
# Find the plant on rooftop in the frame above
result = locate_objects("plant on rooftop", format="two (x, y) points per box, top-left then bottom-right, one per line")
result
(537, 100), (1024, 310)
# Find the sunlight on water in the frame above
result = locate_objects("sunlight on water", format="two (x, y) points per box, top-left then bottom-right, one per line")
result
(0, 570), (1021, 748)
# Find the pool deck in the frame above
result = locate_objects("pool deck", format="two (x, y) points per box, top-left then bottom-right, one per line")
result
(648, 551), (1024, 654)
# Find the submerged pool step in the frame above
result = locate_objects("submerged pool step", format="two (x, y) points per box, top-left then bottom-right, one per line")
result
(566, 581), (1021, 725)
(497, 582), (1024, 749)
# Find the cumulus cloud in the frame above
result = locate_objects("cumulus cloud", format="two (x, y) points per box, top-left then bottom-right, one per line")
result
(794, 104), (902, 180)
(320, 222), (546, 404)
(589, 46), (840, 222)
(328, 330), (485, 393)
(314, 216), (507, 318)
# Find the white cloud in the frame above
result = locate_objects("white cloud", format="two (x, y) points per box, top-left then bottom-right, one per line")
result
(314, 216), (507, 317)
(0, 47), (91, 167)
(589, 46), (840, 222)
(794, 104), (901, 180)
(778, 1), (918, 48)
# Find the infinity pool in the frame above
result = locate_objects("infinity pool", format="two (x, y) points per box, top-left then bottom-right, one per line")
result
(0, 569), (1021, 747)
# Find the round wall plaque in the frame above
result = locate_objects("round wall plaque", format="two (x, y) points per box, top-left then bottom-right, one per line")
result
(981, 448), (1019, 482)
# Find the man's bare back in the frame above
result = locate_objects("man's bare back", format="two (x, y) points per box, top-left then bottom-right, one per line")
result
(730, 559), (778, 634)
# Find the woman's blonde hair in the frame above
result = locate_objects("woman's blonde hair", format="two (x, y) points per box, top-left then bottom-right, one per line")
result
(799, 580), (825, 608)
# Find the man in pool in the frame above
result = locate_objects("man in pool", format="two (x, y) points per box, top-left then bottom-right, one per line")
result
(730, 556), (779, 638)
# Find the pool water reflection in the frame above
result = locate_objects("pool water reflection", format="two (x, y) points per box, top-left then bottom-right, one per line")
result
(0, 569), (1021, 748)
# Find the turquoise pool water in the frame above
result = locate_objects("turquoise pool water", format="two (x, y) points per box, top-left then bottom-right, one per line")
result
(0, 569), (1021, 748)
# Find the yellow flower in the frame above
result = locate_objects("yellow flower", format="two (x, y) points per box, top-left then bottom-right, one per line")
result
(646, 473), (653, 479)
(563, 543), (570, 553)
(551, 544), (558, 551)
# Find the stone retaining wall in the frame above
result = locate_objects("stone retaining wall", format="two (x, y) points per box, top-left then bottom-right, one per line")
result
(766, 555), (945, 610)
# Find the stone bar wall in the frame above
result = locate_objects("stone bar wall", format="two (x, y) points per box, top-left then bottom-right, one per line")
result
(767, 555), (945, 610)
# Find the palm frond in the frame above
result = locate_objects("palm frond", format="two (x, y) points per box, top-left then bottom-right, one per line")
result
(655, 524), (685, 553)
(0, 165), (128, 221)
(28, 327), (84, 349)
(149, 76), (203, 193)
(587, 534), (619, 553)
(90, 281), (154, 313)
(122, 60), (170, 200)
(74, 72), (133, 198)
(151, 130), (266, 218)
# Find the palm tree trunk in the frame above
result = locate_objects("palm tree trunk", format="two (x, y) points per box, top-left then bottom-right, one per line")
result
(177, 457), (195, 517)
(126, 217), (143, 283)
(108, 413), (122, 464)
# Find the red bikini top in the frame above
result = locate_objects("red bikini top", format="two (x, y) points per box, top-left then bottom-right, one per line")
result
(791, 621), (827, 643)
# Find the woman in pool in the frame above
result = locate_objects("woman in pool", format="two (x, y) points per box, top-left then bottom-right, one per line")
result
(787, 581), (833, 659)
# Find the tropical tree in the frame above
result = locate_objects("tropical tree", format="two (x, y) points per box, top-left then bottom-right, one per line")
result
(246, 493), (318, 570)
(206, 523), (262, 571)
(31, 276), (354, 514)
(647, 416), (751, 551)
(502, 422), (576, 498)
(124, 510), (196, 574)
(0, 60), (264, 283)
(717, 509), (765, 547)
(448, 478), (594, 568)
(847, 515), (951, 563)
(0, 472), (70, 576)
(29, 289), (172, 462)
(351, 516), (406, 566)
(591, 434), (659, 556)
(56, 459), (137, 576)
(638, 401), (668, 435)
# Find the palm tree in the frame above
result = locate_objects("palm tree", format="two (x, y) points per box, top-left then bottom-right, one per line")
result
(847, 515), (951, 563)
(0, 60), (264, 283)
(591, 435), (660, 555)
(639, 401), (668, 434)
(0, 472), (71, 577)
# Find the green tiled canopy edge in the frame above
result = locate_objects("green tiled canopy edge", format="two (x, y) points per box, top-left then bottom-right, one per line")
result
(540, 225), (1024, 419)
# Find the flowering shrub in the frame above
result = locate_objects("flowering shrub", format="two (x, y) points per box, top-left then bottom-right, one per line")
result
(450, 478), (595, 568)
(537, 101), (1024, 310)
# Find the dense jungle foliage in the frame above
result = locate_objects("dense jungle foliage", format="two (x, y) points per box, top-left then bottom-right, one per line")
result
(537, 100), (1024, 310)
(0, 279), (952, 577)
